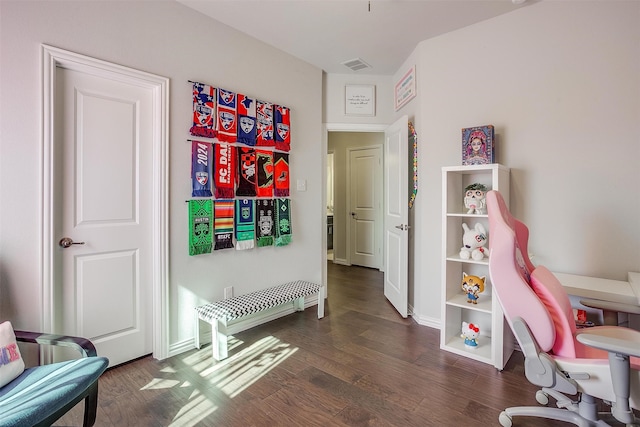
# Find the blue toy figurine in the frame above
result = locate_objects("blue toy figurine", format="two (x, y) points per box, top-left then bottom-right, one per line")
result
(461, 321), (480, 349)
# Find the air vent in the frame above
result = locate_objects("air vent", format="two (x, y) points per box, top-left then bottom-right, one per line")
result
(341, 58), (371, 72)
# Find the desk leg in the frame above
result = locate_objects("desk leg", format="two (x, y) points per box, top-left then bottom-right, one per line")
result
(603, 310), (619, 326)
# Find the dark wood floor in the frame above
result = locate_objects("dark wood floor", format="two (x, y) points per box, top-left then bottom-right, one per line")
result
(55, 262), (622, 426)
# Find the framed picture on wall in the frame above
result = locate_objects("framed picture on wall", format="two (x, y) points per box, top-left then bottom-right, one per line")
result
(395, 65), (416, 111)
(345, 84), (376, 116)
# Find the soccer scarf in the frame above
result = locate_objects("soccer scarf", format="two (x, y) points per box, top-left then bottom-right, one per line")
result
(216, 88), (237, 143)
(256, 100), (274, 147)
(234, 199), (255, 250)
(236, 147), (256, 197)
(191, 140), (213, 197)
(274, 152), (290, 197)
(188, 199), (213, 256)
(255, 149), (274, 198)
(214, 143), (235, 199)
(237, 93), (257, 146)
(214, 200), (234, 250)
(255, 199), (275, 247)
(275, 198), (292, 247)
(190, 82), (216, 138)
(274, 105), (291, 152)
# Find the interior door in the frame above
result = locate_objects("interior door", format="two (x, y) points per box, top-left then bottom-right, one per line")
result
(348, 146), (382, 269)
(384, 116), (409, 317)
(54, 66), (154, 366)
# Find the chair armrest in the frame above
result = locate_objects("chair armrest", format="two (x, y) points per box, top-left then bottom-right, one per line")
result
(576, 327), (640, 358)
(579, 298), (640, 316)
(14, 330), (98, 357)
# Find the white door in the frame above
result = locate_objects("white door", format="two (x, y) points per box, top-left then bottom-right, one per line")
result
(54, 67), (154, 366)
(348, 147), (382, 269)
(384, 116), (409, 317)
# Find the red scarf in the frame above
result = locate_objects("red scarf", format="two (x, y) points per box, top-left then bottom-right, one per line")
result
(256, 100), (274, 146)
(216, 88), (237, 143)
(274, 152), (290, 197)
(256, 150), (274, 198)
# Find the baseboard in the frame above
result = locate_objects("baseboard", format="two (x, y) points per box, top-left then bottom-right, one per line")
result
(332, 257), (349, 266)
(411, 312), (441, 330)
(169, 294), (320, 358)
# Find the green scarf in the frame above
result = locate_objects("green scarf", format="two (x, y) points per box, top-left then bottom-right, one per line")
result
(256, 199), (274, 247)
(188, 199), (213, 255)
(275, 198), (292, 246)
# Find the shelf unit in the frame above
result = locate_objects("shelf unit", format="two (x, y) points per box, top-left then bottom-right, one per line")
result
(440, 164), (514, 370)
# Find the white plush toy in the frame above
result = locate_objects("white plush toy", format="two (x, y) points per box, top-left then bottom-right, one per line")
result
(460, 223), (489, 261)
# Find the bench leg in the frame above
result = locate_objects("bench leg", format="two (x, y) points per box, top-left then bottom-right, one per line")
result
(194, 312), (201, 349)
(317, 286), (325, 319)
(213, 319), (228, 361)
(293, 296), (305, 312)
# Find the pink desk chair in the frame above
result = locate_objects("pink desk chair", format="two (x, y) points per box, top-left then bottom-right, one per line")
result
(486, 190), (640, 426)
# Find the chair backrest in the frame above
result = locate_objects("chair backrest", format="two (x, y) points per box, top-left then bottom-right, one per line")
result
(487, 190), (579, 357)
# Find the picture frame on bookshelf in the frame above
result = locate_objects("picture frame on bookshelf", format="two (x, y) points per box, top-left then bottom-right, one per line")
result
(462, 125), (495, 165)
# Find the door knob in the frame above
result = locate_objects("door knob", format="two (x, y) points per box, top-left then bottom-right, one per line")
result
(351, 212), (357, 219)
(59, 237), (85, 248)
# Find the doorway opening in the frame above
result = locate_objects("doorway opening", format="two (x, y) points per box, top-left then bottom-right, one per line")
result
(326, 128), (384, 269)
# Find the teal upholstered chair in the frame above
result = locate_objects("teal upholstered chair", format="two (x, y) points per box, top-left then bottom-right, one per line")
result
(0, 329), (109, 427)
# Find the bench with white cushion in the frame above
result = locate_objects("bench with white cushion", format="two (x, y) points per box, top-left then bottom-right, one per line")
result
(194, 280), (324, 360)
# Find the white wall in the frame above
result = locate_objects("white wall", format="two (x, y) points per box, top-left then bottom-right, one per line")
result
(407, 1), (640, 324)
(324, 74), (394, 125)
(0, 1), (324, 351)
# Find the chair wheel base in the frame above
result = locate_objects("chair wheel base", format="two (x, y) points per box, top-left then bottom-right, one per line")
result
(499, 411), (513, 427)
(536, 390), (549, 405)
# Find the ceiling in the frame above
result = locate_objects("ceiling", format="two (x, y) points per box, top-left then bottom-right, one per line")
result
(176, 0), (532, 76)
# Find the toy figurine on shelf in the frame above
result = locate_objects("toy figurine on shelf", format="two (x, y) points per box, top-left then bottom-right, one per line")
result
(464, 183), (488, 214)
(461, 321), (480, 349)
(460, 223), (489, 261)
(461, 272), (485, 304)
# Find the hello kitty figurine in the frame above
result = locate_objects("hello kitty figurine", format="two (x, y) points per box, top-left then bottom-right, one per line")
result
(461, 322), (480, 349)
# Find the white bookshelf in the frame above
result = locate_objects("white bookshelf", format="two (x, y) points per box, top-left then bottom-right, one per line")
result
(440, 164), (514, 370)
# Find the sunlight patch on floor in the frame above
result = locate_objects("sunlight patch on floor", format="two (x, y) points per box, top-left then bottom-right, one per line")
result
(140, 377), (181, 390)
(140, 335), (297, 426)
(200, 335), (298, 398)
(168, 391), (218, 427)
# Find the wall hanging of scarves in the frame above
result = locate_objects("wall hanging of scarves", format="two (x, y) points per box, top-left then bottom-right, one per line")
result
(187, 80), (294, 255)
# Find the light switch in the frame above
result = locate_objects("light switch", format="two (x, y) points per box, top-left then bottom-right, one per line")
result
(297, 179), (307, 191)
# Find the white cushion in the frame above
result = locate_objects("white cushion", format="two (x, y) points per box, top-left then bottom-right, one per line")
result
(0, 321), (25, 389)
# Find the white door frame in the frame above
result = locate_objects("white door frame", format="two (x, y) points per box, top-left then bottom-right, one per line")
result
(41, 45), (170, 360)
(322, 124), (387, 289)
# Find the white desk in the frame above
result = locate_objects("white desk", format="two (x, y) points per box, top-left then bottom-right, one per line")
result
(554, 272), (640, 306)
(553, 272), (640, 326)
